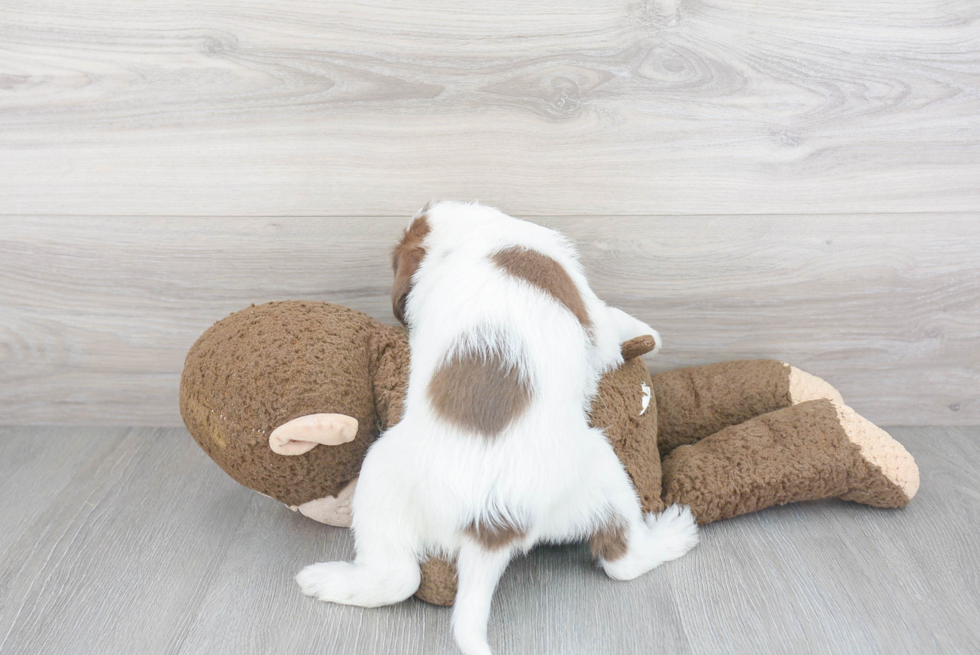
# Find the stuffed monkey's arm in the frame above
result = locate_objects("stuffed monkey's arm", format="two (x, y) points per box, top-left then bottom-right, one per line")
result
(269, 413), (359, 455)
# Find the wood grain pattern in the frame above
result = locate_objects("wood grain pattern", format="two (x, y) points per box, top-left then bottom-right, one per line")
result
(0, 427), (126, 571)
(0, 426), (977, 654)
(1, 0), (978, 215)
(176, 495), (454, 655)
(1, 215), (977, 426)
(0, 427), (253, 655)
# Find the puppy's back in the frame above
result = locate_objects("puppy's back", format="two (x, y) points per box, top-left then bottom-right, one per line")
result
(398, 202), (603, 441)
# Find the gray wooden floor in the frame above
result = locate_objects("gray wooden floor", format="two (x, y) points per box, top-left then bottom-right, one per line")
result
(1, 426), (977, 654)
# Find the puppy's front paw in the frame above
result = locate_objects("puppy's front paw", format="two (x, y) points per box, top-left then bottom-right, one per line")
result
(296, 562), (355, 604)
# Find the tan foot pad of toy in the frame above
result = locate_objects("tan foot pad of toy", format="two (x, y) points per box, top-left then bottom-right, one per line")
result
(835, 403), (920, 505)
(289, 477), (358, 526)
(787, 363), (845, 406)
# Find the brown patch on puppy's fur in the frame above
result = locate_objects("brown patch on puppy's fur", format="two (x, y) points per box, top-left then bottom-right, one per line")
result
(491, 246), (592, 330)
(590, 516), (629, 562)
(427, 342), (533, 438)
(391, 209), (432, 325)
(465, 517), (526, 550)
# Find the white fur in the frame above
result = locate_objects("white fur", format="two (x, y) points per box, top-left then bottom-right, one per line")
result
(296, 202), (698, 655)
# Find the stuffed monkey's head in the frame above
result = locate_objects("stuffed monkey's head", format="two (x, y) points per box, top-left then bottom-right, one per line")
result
(179, 301), (410, 526)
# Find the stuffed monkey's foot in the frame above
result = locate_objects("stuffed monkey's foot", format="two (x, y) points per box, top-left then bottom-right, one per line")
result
(780, 365), (918, 506)
(835, 404), (919, 507)
(784, 364), (844, 406)
(288, 478), (357, 527)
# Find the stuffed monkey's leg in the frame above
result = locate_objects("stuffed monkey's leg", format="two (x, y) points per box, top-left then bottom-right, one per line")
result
(661, 399), (919, 525)
(652, 360), (843, 455)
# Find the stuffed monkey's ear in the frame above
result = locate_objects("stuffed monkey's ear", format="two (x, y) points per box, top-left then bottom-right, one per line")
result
(269, 413), (359, 455)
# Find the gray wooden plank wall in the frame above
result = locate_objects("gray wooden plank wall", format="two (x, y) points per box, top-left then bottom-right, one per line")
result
(1, 215), (978, 426)
(1, 0), (979, 426)
(1, 0), (978, 215)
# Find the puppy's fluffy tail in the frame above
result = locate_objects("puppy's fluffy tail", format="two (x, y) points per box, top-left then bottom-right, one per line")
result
(451, 542), (515, 655)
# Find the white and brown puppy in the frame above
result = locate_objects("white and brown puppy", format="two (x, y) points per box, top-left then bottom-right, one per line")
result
(297, 202), (698, 655)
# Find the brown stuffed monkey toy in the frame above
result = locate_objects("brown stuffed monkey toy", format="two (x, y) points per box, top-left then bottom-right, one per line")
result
(180, 301), (919, 606)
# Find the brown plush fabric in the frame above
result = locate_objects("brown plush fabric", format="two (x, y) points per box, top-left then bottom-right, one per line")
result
(652, 359), (793, 456)
(660, 399), (907, 525)
(840, 460), (914, 509)
(589, 357), (664, 514)
(367, 324), (411, 431)
(180, 301), (383, 507)
(416, 557), (459, 607)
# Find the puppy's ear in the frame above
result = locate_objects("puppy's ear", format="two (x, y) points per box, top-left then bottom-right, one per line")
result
(391, 213), (431, 325)
(392, 245), (424, 325)
(620, 334), (658, 360)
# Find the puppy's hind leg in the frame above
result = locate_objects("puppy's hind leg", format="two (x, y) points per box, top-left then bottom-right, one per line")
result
(586, 441), (697, 581)
(595, 505), (699, 581)
(452, 541), (515, 655)
(295, 547), (421, 608)
(296, 435), (422, 608)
